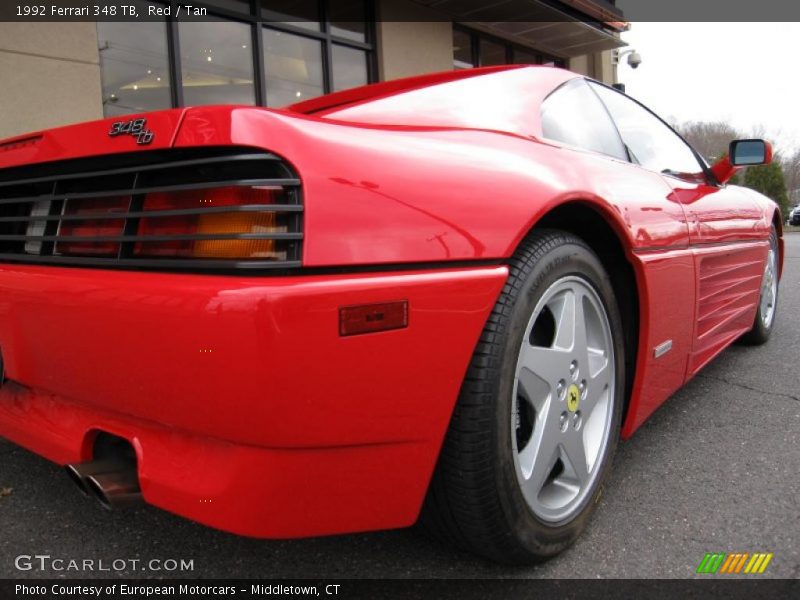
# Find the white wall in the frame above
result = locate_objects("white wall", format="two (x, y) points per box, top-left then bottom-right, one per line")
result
(0, 23), (103, 139)
(376, 0), (454, 81)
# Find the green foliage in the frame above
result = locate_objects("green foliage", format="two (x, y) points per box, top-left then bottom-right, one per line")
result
(743, 161), (790, 216)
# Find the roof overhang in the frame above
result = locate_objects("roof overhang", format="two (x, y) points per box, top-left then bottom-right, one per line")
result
(410, 0), (628, 57)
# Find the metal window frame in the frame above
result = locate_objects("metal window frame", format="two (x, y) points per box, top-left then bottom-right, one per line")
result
(129, 0), (377, 112)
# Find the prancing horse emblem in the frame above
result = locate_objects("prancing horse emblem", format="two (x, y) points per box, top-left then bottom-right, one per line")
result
(567, 384), (580, 413)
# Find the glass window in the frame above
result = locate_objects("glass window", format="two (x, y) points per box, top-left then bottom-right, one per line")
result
(480, 39), (506, 66)
(541, 79), (627, 160)
(179, 19), (256, 106)
(589, 82), (703, 176)
(513, 48), (539, 65)
(453, 29), (474, 69)
(261, 0), (321, 32)
(97, 3), (375, 112)
(263, 28), (324, 106)
(329, 1), (367, 43)
(97, 12), (171, 117)
(332, 44), (368, 92)
(454, 26), (565, 71)
(542, 58), (566, 67)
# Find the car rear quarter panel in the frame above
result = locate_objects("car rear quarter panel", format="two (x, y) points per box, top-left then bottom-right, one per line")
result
(176, 107), (706, 439)
(175, 107), (690, 264)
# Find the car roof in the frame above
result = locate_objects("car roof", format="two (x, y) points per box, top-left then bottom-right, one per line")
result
(289, 65), (578, 138)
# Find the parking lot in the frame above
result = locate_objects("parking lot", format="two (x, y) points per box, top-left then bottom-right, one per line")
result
(1, 234), (798, 580)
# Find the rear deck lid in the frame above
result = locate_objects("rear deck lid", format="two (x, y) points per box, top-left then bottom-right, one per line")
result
(0, 108), (187, 171)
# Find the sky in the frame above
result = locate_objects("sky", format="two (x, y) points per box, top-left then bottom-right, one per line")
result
(618, 23), (800, 155)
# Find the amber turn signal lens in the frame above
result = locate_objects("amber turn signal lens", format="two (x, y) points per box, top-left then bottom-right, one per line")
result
(193, 211), (277, 259)
(133, 186), (288, 260)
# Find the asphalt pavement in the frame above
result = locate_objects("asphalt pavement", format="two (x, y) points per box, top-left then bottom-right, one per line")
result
(1, 235), (798, 580)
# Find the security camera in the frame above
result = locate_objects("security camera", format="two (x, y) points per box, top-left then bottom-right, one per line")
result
(627, 51), (642, 69)
(614, 49), (643, 70)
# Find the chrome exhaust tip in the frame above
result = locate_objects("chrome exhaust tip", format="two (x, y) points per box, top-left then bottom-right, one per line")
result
(65, 459), (129, 497)
(65, 459), (142, 509)
(85, 470), (142, 510)
(65, 464), (92, 496)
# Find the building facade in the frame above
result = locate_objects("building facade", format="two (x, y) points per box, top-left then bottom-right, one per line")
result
(0, 0), (626, 140)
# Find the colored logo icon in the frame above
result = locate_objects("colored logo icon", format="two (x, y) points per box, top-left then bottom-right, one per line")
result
(696, 552), (773, 574)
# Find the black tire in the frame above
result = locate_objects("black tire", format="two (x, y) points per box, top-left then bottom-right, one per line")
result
(419, 230), (625, 564)
(739, 227), (779, 346)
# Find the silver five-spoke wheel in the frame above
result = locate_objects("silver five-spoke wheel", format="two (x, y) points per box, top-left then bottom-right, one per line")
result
(741, 227), (779, 346)
(421, 230), (624, 563)
(512, 276), (615, 524)
(760, 246), (778, 329)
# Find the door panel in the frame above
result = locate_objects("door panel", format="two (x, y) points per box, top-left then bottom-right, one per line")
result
(666, 181), (765, 244)
(666, 180), (768, 376)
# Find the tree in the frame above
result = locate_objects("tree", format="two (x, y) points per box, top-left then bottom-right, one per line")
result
(780, 149), (800, 207)
(743, 161), (791, 217)
(675, 121), (740, 184)
(675, 121), (741, 164)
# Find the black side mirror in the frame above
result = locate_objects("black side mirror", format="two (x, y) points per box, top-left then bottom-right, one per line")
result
(729, 139), (772, 166)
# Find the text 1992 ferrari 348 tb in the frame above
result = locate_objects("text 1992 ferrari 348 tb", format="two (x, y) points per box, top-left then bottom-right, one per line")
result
(0, 65), (782, 563)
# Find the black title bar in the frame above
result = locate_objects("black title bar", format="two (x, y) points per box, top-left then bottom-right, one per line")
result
(1, 0), (800, 22)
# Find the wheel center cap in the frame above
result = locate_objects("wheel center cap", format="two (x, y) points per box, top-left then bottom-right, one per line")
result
(566, 383), (580, 413)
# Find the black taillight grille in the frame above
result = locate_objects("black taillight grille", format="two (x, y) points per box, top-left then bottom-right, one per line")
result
(0, 147), (303, 271)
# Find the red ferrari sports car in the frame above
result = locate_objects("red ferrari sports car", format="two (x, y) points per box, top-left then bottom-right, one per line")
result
(0, 65), (782, 564)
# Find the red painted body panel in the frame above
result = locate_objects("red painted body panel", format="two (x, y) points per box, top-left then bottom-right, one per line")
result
(688, 241), (769, 376)
(0, 264), (506, 449)
(668, 180), (768, 244)
(663, 178), (772, 378)
(622, 247), (696, 436)
(0, 66), (782, 538)
(0, 264), (507, 536)
(0, 381), (433, 537)
(709, 141), (773, 185)
(174, 105), (692, 266)
(0, 109), (187, 169)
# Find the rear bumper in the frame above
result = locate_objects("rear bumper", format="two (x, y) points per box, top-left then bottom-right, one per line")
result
(0, 263), (507, 537)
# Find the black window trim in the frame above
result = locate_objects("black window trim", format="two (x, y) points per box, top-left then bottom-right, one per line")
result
(584, 78), (634, 163)
(539, 76), (628, 162)
(586, 79), (717, 185)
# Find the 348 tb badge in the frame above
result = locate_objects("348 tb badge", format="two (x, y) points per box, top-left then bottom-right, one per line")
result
(108, 118), (154, 145)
